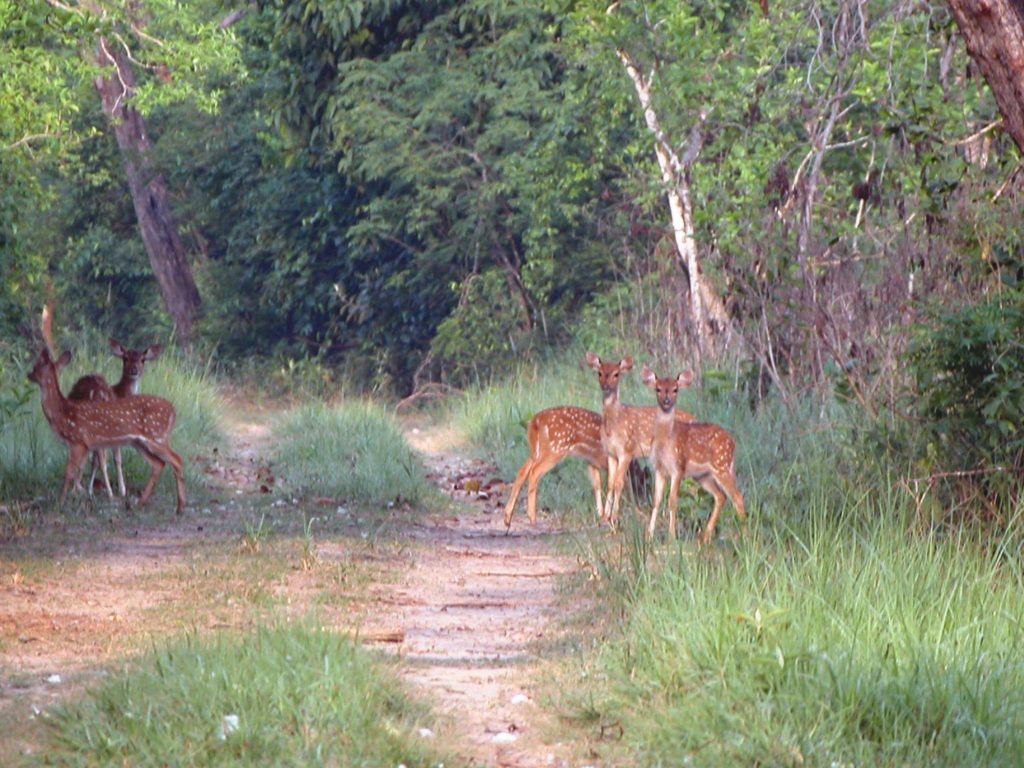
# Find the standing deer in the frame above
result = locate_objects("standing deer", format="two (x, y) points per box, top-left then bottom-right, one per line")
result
(584, 352), (695, 527)
(65, 374), (118, 498)
(503, 407), (606, 529)
(28, 307), (186, 514)
(642, 365), (746, 545)
(68, 339), (163, 497)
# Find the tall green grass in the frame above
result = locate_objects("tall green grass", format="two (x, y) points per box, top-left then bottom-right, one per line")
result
(579, 500), (1024, 766)
(272, 401), (432, 506)
(0, 342), (222, 506)
(41, 623), (447, 767)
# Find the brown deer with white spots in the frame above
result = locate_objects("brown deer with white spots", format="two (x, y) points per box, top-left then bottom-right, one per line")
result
(65, 374), (118, 498)
(503, 407), (606, 529)
(66, 339), (163, 497)
(584, 352), (696, 528)
(28, 307), (186, 513)
(641, 365), (745, 545)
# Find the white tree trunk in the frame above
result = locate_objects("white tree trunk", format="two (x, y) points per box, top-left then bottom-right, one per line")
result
(617, 49), (738, 363)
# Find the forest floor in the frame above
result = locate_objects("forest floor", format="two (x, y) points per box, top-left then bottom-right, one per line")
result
(0, 398), (606, 767)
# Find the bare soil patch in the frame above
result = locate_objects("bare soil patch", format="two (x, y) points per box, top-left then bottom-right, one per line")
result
(0, 400), (594, 767)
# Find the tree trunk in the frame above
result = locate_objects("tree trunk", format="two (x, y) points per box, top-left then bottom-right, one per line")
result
(95, 38), (201, 344)
(617, 49), (738, 366)
(948, 0), (1024, 154)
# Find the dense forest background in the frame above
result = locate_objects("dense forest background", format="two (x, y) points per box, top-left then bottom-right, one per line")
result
(3, 0), (1024, 504)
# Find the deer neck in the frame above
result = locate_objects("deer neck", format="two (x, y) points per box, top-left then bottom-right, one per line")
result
(653, 402), (677, 444)
(113, 375), (140, 398)
(35, 367), (72, 430)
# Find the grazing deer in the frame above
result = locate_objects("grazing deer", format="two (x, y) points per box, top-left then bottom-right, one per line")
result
(503, 407), (606, 529)
(68, 339), (163, 497)
(28, 307), (186, 514)
(584, 352), (695, 527)
(642, 365), (746, 545)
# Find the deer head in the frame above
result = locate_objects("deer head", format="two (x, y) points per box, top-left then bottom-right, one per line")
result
(641, 365), (694, 413)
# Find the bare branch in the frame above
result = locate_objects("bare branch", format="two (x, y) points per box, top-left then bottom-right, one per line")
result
(4, 133), (60, 151)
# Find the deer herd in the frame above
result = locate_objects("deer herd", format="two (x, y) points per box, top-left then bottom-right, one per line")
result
(26, 306), (187, 515)
(503, 352), (746, 546)
(27, 307), (742, 543)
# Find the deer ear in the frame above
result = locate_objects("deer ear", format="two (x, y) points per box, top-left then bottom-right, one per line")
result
(56, 350), (72, 369)
(620, 356), (634, 371)
(109, 338), (126, 357)
(677, 371), (694, 388)
(585, 351), (601, 370)
(144, 344), (163, 360)
(641, 365), (656, 387)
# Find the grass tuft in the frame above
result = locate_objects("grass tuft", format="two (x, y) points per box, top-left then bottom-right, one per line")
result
(272, 400), (432, 506)
(42, 623), (447, 767)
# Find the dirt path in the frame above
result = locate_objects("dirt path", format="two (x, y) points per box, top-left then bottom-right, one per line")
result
(385, 425), (584, 768)
(0, 402), (592, 767)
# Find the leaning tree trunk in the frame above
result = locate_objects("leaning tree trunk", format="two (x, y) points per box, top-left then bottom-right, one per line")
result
(948, 0), (1024, 154)
(617, 49), (738, 367)
(95, 38), (201, 344)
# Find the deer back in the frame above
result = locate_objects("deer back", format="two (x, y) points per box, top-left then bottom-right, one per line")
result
(531, 406), (604, 467)
(65, 396), (177, 449)
(68, 374), (115, 403)
(677, 422), (736, 476)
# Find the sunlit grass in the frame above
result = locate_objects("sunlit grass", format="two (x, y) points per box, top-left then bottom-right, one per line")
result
(272, 400), (433, 506)
(42, 622), (448, 767)
(571, 500), (1024, 766)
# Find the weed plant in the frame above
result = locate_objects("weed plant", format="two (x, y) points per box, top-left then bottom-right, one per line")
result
(273, 400), (432, 506)
(0, 341), (222, 506)
(41, 623), (447, 767)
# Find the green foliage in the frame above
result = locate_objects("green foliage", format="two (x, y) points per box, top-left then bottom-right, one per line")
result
(908, 289), (1024, 503)
(272, 400), (432, 505)
(43, 623), (447, 766)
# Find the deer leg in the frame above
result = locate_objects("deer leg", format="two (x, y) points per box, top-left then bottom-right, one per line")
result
(648, 469), (666, 539)
(140, 442), (186, 514)
(602, 456), (619, 523)
(718, 470), (746, 522)
(135, 446), (165, 508)
(60, 444), (90, 504)
(166, 446), (187, 515)
(524, 450), (565, 524)
(607, 457), (630, 529)
(697, 477), (727, 547)
(92, 449), (115, 498)
(503, 458), (534, 528)
(114, 447), (126, 497)
(586, 464), (604, 522)
(668, 474), (682, 541)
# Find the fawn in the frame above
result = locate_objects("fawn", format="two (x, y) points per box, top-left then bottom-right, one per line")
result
(584, 352), (695, 527)
(67, 339), (163, 497)
(503, 406), (606, 529)
(28, 307), (186, 513)
(641, 365), (746, 545)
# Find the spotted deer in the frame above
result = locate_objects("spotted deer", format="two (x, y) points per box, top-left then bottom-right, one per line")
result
(642, 365), (746, 545)
(67, 339), (164, 497)
(584, 352), (695, 527)
(28, 307), (186, 513)
(503, 407), (606, 529)
(65, 374), (118, 498)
